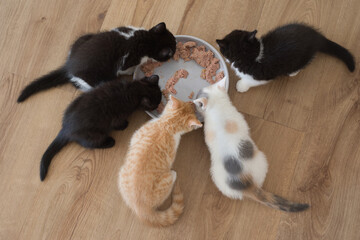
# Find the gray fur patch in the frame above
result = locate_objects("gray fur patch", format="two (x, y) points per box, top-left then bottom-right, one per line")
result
(273, 195), (309, 212)
(195, 110), (204, 123)
(239, 140), (254, 159)
(224, 156), (242, 174)
(227, 177), (251, 190)
(194, 89), (208, 123)
(196, 89), (208, 99)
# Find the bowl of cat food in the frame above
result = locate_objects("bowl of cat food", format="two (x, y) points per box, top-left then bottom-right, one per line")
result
(133, 35), (229, 118)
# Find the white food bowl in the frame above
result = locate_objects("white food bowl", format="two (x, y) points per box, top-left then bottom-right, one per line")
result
(133, 35), (229, 118)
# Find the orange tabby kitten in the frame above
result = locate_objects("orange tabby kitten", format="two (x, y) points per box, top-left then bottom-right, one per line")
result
(118, 96), (202, 227)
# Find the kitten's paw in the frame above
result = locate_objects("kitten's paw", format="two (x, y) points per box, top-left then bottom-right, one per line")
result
(171, 170), (177, 183)
(101, 137), (115, 148)
(236, 80), (250, 93)
(289, 70), (300, 77)
(117, 66), (136, 76)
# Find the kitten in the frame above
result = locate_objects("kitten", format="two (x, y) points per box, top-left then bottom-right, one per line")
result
(193, 77), (309, 212)
(17, 22), (176, 102)
(216, 23), (355, 92)
(40, 75), (162, 181)
(118, 96), (202, 227)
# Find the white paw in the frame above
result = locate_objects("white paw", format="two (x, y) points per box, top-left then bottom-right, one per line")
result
(117, 66), (135, 76)
(236, 80), (250, 93)
(289, 70), (300, 77)
(171, 170), (177, 183)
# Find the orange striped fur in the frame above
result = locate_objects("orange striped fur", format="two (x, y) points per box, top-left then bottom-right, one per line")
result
(118, 96), (202, 227)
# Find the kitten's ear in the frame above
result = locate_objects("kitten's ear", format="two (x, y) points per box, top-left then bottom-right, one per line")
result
(168, 95), (180, 108)
(216, 39), (227, 48)
(147, 75), (160, 85)
(150, 22), (166, 34)
(189, 119), (203, 129)
(248, 30), (257, 42)
(214, 76), (227, 91)
(193, 98), (207, 111)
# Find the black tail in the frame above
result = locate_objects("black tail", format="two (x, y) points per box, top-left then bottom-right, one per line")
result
(40, 131), (69, 181)
(17, 67), (69, 102)
(319, 37), (355, 72)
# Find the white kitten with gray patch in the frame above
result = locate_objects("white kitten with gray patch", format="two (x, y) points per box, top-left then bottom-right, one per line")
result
(194, 77), (309, 212)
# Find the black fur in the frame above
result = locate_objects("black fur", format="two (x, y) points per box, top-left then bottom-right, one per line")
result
(216, 23), (355, 81)
(40, 131), (69, 180)
(18, 22), (176, 102)
(17, 67), (68, 102)
(39, 75), (162, 181)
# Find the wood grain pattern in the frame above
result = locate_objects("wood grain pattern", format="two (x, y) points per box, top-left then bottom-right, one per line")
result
(0, 0), (359, 239)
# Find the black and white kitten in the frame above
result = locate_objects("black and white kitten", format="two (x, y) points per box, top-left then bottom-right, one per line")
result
(18, 22), (175, 102)
(40, 75), (162, 181)
(216, 23), (355, 92)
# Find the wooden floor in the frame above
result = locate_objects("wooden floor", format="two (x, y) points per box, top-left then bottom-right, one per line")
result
(1, 0), (359, 239)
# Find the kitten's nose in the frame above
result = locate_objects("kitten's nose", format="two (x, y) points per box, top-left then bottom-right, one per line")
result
(168, 49), (174, 57)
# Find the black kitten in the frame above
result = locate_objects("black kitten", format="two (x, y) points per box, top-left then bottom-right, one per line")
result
(18, 22), (176, 102)
(216, 23), (355, 92)
(40, 75), (162, 181)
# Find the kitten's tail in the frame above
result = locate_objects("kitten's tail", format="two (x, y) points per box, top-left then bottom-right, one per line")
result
(17, 67), (69, 102)
(242, 175), (309, 212)
(40, 130), (69, 181)
(319, 37), (355, 72)
(139, 180), (184, 227)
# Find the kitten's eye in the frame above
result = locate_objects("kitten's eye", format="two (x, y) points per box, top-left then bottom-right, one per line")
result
(193, 98), (207, 111)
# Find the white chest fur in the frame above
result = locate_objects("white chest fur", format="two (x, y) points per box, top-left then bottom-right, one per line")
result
(173, 131), (183, 151)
